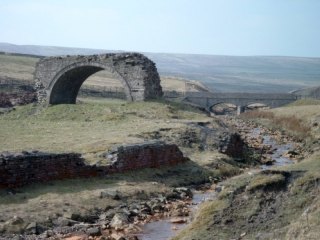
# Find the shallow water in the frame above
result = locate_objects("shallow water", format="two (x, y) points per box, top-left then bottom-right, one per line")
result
(259, 130), (293, 169)
(137, 191), (216, 240)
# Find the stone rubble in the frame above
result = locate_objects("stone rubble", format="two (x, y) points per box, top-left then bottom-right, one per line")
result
(0, 187), (194, 240)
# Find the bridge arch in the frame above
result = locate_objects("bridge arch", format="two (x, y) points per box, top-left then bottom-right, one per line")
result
(209, 102), (237, 115)
(244, 102), (270, 111)
(34, 53), (163, 105)
(183, 92), (297, 113)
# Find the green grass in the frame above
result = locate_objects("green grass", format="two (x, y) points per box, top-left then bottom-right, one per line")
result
(246, 173), (286, 191)
(0, 98), (209, 154)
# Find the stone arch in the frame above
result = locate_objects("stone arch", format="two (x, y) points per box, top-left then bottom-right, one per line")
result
(209, 102), (237, 115)
(34, 53), (163, 105)
(48, 63), (133, 104)
(245, 102), (270, 111)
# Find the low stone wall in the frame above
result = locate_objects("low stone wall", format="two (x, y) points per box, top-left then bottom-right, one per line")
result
(0, 152), (98, 188)
(0, 141), (188, 188)
(108, 141), (189, 172)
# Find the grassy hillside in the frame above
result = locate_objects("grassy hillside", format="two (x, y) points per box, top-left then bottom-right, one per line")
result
(1, 43), (320, 93)
(0, 54), (38, 82)
(148, 53), (320, 93)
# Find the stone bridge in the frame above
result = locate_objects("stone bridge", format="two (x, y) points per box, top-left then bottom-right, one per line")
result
(34, 53), (163, 105)
(183, 92), (297, 113)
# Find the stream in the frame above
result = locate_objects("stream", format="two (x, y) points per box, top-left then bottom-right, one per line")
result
(136, 191), (216, 240)
(251, 127), (294, 169)
(136, 126), (295, 240)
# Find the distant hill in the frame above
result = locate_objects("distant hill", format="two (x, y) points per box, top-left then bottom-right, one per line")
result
(291, 86), (320, 99)
(1, 42), (320, 93)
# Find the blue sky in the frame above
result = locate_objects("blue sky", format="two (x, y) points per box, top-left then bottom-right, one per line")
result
(1, 0), (320, 57)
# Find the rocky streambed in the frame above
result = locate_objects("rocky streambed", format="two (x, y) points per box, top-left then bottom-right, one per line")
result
(132, 116), (300, 240)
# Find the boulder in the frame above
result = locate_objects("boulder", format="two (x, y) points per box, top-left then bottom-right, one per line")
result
(110, 213), (129, 230)
(0, 216), (27, 234)
(53, 217), (78, 227)
(100, 190), (122, 200)
(174, 187), (193, 198)
(86, 227), (101, 237)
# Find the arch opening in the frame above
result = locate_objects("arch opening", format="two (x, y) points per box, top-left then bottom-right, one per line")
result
(78, 69), (126, 101)
(49, 65), (132, 104)
(245, 103), (269, 112)
(210, 103), (237, 115)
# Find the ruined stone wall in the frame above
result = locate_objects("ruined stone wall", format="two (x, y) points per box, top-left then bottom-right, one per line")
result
(34, 53), (163, 105)
(0, 142), (188, 188)
(108, 141), (189, 172)
(0, 152), (97, 188)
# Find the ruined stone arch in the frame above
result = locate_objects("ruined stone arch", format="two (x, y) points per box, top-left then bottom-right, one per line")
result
(34, 53), (163, 105)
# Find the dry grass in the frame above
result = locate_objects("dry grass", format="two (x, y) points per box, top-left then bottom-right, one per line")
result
(242, 110), (312, 139)
(286, 99), (320, 106)
(0, 54), (38, 81)
(246, 173), (286, 191)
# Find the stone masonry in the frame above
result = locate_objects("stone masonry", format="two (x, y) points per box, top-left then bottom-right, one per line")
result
(34, 53), (163, 105)
(0, 142), (188, 188)
(107, 141), (189, 172)
(183, 92), (297, 113)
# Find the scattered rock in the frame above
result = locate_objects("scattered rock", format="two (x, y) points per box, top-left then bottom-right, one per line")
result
(165, 191), (181, 200)
(215, 185), (224, 192)
(53, 217), (78, 227)
(86, 227), (101, 237)
(0, 216), (26, 234)
(100, 190), (122, 200)
(110, 213), (129, 230)
(24, 222), (37, 234)
(170, 217), (187, 224)
(174, 187), (193, 198)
